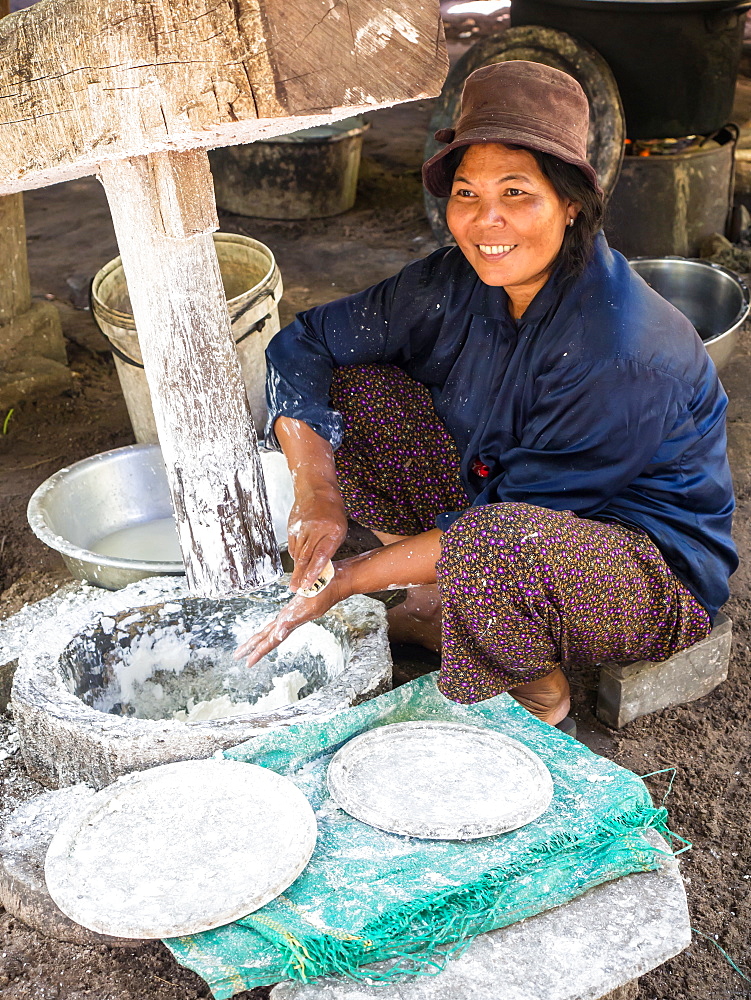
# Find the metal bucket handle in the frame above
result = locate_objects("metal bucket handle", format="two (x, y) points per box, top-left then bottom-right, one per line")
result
(90, 278), (276, 369)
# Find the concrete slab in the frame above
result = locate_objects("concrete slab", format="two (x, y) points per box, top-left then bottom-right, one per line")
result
(269, 831), (690, 1000)
(597, 612), (732, 729)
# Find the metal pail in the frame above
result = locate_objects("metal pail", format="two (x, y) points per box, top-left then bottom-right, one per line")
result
(91, 233), (283, 443)
(210, 117), (369, 220)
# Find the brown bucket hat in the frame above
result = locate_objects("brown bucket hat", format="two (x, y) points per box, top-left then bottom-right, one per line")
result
(422, 60), (602, 197)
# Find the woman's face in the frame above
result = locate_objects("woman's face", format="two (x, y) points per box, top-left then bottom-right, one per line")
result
(445, 143), (578, 317)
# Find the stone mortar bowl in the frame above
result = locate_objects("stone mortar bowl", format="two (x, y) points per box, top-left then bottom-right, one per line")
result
(11, 576), (391, 790)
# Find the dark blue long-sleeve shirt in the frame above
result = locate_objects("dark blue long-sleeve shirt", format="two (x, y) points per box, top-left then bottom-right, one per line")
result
(266, 233), (737, 617)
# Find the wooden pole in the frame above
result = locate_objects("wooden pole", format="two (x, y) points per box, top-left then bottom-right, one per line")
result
(0, 192), (31, 324)
(0, 0), (31, 325)
(99, 149), (282, 598)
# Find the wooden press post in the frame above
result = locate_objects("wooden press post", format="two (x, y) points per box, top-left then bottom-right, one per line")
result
(99, 150), (281, 598)
(0, 0), (448, 597)
(0, 0), (30, 327)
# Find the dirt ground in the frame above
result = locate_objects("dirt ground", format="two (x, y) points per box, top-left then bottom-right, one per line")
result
(2, 36), (751, 1000)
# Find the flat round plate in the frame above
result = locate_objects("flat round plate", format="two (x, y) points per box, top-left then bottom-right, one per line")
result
(327, 721), (553, 840)
(45, 759), (317, 939)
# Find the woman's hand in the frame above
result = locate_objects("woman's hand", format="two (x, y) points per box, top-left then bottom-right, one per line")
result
(234, 570), (345, 669)
(234, 530), (444, 669)
(287, 487), (347, 593)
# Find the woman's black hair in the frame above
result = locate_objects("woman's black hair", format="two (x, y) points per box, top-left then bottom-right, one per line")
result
(446, 143), (604, 279)
(528, 148), (603, 279)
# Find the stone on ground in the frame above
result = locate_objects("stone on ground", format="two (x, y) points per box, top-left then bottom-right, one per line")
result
(0, 785), (138, 945)
(597, 612), (732, 729)
(269, 831), (689, 1000)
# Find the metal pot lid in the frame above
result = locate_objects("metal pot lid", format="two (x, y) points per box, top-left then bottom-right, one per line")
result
(45, 759), (317, 939)
(424, 25), (625, 245)
(326, 721), (554, 840)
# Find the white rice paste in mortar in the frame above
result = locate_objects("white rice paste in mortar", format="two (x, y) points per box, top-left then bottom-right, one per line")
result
(173, 670), (308, 721)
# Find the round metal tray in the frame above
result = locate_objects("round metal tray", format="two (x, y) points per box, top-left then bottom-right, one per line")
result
(327, 721), (554, 840)
(45, 759), (317, 938)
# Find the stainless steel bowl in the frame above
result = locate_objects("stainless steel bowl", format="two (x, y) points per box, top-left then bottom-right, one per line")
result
(628, 257), (750, 371)
(27, 444), (293, 590)
(28, 444), (182, 590)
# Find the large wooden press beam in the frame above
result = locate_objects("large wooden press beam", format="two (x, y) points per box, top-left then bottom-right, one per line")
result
(0, 0), (447, 598)
(0, 0), (447, 195)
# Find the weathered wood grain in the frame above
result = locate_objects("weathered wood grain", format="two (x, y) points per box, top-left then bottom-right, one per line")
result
(0, 192), (30, 323)
(99, 149), (282, 597)
(0, 0), (30, 323)
(0, 0), (447, 195)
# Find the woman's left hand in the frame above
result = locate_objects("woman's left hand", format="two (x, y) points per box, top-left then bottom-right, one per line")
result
(233, 570), (345, 669)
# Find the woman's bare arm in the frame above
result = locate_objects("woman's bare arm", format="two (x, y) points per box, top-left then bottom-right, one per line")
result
(274, 416), (348, 592)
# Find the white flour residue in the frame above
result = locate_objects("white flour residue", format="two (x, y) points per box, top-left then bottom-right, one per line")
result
(259, 449), (294, 544)
(230, 618), (345, 679)
(314, 798), (342, 821)
(114, 628), (192, 704)
(173, 670), (308, 722)
(355, 9), (420, 55)
(385, 8), (421, 43)
(276, 622), (345, 677)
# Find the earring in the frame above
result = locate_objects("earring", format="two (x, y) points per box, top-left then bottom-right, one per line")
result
(567, 218), (575, 227)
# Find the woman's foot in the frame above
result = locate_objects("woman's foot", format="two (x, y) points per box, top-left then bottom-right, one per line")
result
(386, 584), (442, 653)
(509, 667), (571, 726)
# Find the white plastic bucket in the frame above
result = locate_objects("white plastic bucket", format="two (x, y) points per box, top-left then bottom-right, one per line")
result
(91, 233), (282, 443)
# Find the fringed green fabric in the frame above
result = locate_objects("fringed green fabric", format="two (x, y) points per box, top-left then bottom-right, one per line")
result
(164, 675), (672, 998)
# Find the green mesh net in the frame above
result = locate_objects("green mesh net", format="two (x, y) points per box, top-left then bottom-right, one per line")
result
(164, 674), (671, 998)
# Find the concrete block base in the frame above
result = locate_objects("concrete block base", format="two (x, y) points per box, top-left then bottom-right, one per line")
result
(596, 612), (732, 729)
(0, 355), (72, 409)
(0, 299), (71, 408)
(0, 300), (67, 366)
(270, 831), (689, 1000)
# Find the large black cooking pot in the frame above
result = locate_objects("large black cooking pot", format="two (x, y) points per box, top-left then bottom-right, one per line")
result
(510, 0), (751, 138)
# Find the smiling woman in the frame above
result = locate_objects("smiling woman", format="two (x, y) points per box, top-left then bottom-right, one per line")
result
(235, 60), (737, 733)
(446, 144), (575, 317)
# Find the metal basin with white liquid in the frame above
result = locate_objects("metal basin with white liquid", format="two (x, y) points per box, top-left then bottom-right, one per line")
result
(27, 443), (294, 589)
